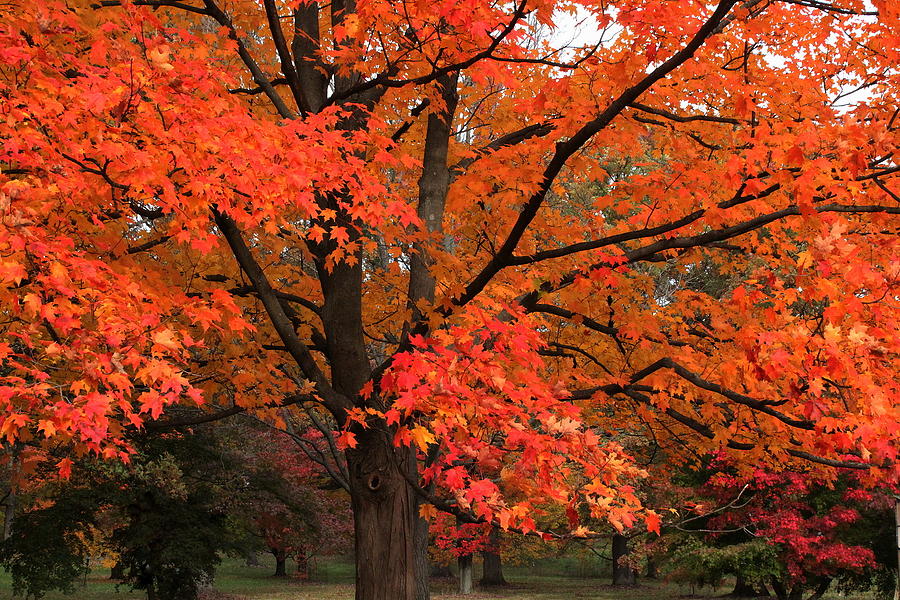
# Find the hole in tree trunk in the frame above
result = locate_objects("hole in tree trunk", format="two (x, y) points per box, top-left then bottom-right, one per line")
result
(367, 474), (381, 491)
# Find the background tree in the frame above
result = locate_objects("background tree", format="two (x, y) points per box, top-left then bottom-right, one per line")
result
(664, 464), (894, 600)
(228, 425), (353, 579)
(0, 429), (245, 600)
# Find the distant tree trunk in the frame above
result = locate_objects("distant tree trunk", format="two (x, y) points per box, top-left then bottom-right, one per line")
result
(271, 548), (288, 577)
(730, 575), (760, 597)
(296, 548), (309, 579)
(110, 561), (125, 580)
(458, 553), (474, 594)
(807, 579), (831, 600)
(431, 564), (453, 577)
(244, 551), (260, 567)
(3, 450), (18, 541)
(2, 486), (14, 541)
(414, 508), (430, 600)
(645, 557), (658, 579)
(480, 527), (507, 586)
(611, 534), (637, 586)
(770, 578), (792, 600)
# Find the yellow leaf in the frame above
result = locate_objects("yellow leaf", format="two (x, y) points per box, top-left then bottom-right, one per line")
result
(152, 328), (180, 351)
(411, 425), (435, 451)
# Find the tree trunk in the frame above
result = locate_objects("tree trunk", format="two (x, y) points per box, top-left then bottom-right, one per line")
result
(3, 450), (18, 541)
(431, 564), (453, 578)
(296, 548), (309, 580)
(645, 557), (658, 579)
(110, 561), (125, 580)
(244, 551), (260, 567)
(612, 534), (637, 586)
(414, 507), (430, 600)
(806, 579), (831, 600)
(894, 497), (900, 600)
(480, 527), (507, 586)
(458, 553), (474, 594)
(731, 575), (759, 597)
(2, 485), (14, 541)
(272, 548), (288, 577)
(348, 432), (417, 600)
(770, 578), (788, 600)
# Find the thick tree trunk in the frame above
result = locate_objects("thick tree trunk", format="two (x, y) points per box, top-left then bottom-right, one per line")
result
(611, 534), (637, 586)
(271, 549), (288, 577)
(348, 432), (417, 600)
(458, 553), (474, 595)
(480, 527), (507, 586)
(414, 508), (431, 600)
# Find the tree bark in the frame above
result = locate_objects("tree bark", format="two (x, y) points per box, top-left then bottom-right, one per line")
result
(414, 507), (431, 600)
(611, 534), (637, 586)
(272, 548), (288, 577)
(458, 553), (474, 595)
(480, 527), (507, 586)
(348, 431), (417, 600)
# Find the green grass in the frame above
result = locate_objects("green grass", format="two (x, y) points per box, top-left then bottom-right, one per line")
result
(0, 555), (878, 600)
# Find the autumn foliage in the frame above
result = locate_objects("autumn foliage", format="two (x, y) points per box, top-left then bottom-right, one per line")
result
(665, 464), (894, 599)
(1, 0), (899, 597)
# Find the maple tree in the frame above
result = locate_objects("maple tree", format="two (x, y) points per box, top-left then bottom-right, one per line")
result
(664, 466), (894, 600)
(231, 426), (353, 578)
(1, 0), (899, 598)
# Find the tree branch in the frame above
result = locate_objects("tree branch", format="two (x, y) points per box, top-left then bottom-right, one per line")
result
(447, 0), (739, 312)
(212, 209), (346, 413)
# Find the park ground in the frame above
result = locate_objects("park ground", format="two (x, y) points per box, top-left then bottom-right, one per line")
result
(0, 555), (878, 600)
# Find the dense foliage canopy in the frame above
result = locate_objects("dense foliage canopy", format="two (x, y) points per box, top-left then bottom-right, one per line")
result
(1, 0), (898, 597)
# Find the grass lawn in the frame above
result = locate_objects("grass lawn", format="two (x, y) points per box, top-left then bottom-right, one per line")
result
(0, 555), (877, 600)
